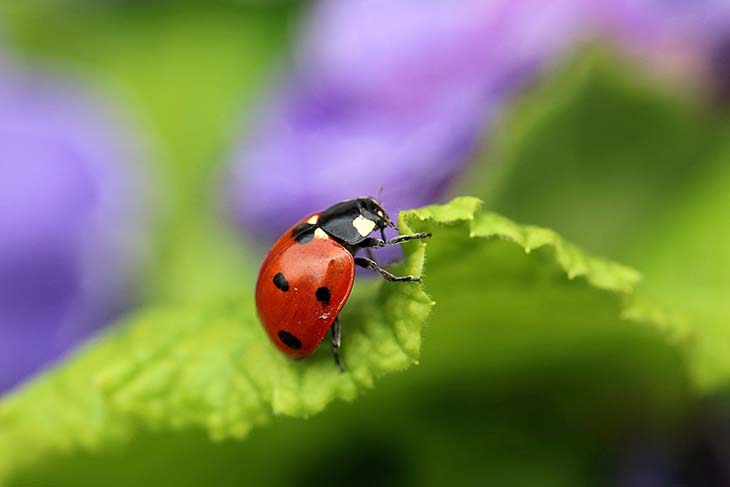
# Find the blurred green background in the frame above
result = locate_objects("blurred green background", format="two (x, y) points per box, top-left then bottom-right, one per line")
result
(3, 2), (302, 305)
(2, 1), (730, 485)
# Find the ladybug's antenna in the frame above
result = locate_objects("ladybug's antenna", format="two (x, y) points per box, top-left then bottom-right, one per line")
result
(374, 185), (398, 231)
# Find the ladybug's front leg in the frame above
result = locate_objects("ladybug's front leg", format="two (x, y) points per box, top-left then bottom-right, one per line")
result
(331, 317), (344, 373)
(355, 257), (421, 282)
(360, 232), (431, 249)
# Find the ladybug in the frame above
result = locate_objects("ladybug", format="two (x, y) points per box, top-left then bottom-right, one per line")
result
(255, 197), (431, 371)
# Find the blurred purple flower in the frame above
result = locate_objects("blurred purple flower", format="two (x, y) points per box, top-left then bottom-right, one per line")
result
(591, 0), (730, 95)
(227, 0), (730, 242)
(0, 59), (150, 393)
(227, 0), (587, 241)
(592, 0), (730, 47)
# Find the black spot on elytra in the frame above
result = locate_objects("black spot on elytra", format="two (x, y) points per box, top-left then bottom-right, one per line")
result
(278, 330), (302, 350)
(292, 223), (316, 244)
(273, 272), (289, 291)
(315, 286), (331, 305)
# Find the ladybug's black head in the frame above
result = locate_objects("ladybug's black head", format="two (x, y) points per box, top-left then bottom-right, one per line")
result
(357, 197), (394, 231)
(317, 197), (396, 247)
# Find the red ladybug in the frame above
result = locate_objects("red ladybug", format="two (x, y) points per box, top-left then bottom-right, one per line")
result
(255, 197), (431, 371)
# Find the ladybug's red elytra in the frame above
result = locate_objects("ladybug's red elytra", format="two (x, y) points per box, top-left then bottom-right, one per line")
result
(255, 197), (431, 371)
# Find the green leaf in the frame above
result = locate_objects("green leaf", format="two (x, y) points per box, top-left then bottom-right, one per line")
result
(0, 197), (687, 484)
(0, 245), (430, 481)
(629, 150), (730, 391)
(464, 48), (730, 392)
(400, 197), (690, 362)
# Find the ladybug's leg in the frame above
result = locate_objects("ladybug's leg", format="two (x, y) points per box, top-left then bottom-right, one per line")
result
(331, 316), (344, 373)
(354, 257), (421, 282)
(360, 232), (431, 249)
(364, 227), (388, 263)
(366, 246), (378, 264)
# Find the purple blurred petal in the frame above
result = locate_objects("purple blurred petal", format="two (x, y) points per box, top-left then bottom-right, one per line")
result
(227, 0), (587, 241)
(591, 0), (730, 94)
(0, 59), (151, 393)
(592, 0), (730, 45)
(227, 0), (730, 243)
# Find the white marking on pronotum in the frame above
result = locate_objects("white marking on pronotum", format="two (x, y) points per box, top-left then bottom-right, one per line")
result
(307, 215), (319, 224)
(314, 228), (329, 239)
(353, 215), (377, 236)
(377, 210), (384, 217)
